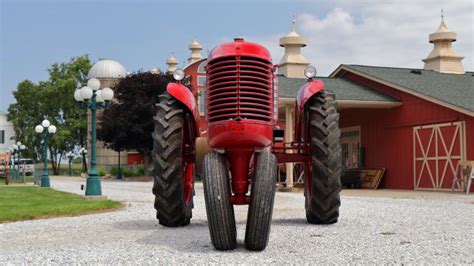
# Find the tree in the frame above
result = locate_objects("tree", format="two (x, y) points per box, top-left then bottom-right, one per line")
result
(98, 72), (178, 173)
(43, 55), (90, 174)
(8, 55), (91, 174)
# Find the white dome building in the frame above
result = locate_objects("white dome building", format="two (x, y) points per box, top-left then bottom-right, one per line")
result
(88, 59), (127, 88)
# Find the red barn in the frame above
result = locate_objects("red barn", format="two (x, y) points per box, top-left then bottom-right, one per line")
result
(182, 58), (208, 133)
(332, 65), (473, 191)
(276, 65), (473, 192)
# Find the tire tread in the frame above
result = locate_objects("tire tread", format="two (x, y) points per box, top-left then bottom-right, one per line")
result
(306, 91), (342, 224)
(245, 151), (277, 251)
(203, 152), (237, 250)
(152, 93), (192, 227)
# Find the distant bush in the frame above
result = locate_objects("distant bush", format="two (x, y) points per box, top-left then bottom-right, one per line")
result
(98, 167), (106, 177)
(110, 166), (118, 176)
(121, 167), (134, 177)
(58, 164), (84, 176)
(109, 165), (145, 177)
(71, 157), (83, 164)
(137, 166), (145, 176)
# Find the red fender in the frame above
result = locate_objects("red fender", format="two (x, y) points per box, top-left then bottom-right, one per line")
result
(166, 82), (200, 137)
(294, 79), (324, 141)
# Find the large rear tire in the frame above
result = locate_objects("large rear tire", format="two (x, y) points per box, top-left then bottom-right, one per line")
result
(152, 93), (194, 227)
(203, 152), (237, 250)
(245, 150), (277, 251)
(305, 91), (342, 224)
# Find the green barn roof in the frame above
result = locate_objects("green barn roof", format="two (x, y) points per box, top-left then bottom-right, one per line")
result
(277, 75), (399, 103)
(278, 64), (473, 115)
(335, 65), (474, 114)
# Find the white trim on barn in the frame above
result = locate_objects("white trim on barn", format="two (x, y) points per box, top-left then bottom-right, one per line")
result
(337, 100), (401, 110)
(413, 121), (466, 191)
(279, 97), (402, 110)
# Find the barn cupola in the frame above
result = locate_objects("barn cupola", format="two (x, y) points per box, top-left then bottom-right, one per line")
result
(166, 53), (178, 73)
(422, 16), (465, 74)
(187, 39), (203, 64)
(278, 20), (310, 78)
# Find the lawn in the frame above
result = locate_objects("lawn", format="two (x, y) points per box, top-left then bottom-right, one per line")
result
(0, 186), (123, 223)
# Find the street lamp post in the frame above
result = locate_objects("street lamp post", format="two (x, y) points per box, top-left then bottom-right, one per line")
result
(16, 143), (27, 182)
(79, 147), (88, 174)
(15, 142), (21, 175)
(67, 151), (74, 176)
(35, 119), (57, 187)
(74, 78), (114, 196)
(21, 145), (27, 182)
(117, 150), (123, 180)
(9, 145), (18, 180)
(5, 148), (13, 185)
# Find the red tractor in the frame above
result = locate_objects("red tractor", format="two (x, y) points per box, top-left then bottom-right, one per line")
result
(152, 38), (342, 251)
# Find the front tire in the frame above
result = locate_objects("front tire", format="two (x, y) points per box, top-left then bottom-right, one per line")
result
(305, 91), (342, 224)
(152, 93), (194, 227)
(203, 152), (237, 250)
(245, 150), (277, 251)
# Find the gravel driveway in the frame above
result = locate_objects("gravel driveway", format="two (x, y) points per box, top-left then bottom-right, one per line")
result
(1, 176), (473, 264)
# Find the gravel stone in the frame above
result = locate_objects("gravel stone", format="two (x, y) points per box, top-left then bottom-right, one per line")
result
(1, 177), (473, 264)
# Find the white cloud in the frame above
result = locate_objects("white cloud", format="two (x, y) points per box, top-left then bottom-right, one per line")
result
(249, 1), (473, 76)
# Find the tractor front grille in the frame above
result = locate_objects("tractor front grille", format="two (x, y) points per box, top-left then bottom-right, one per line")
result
(206, 56), (273, 123)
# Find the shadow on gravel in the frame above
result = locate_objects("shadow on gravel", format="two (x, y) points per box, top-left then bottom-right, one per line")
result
(132, 219), (276, 253)
(135, 220), (219, 253)
(113, 218), (312, 253)
(124, 219), (316, 253)
(271, 218), (309, 226)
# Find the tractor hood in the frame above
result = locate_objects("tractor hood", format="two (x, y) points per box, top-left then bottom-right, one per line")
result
(207, 37), (272, 62)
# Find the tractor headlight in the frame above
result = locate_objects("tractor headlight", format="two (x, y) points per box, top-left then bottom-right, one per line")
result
(304, 65), (317, 79)
(173, 69), (185, 81)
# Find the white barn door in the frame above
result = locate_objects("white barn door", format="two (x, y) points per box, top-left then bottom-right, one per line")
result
(413, 121), (466, 190)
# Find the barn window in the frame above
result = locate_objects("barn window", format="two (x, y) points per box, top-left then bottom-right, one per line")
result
(198, 91), (206, 115)
(197, 60), (207, 73)
(341, 126), (361, 169)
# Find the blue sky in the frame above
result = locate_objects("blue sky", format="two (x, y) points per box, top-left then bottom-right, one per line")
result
(1, 0), (324, 112)
(1, 0), (472, 112)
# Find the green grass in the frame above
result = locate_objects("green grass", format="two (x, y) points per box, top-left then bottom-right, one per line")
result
(0, 187), (123, 223)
